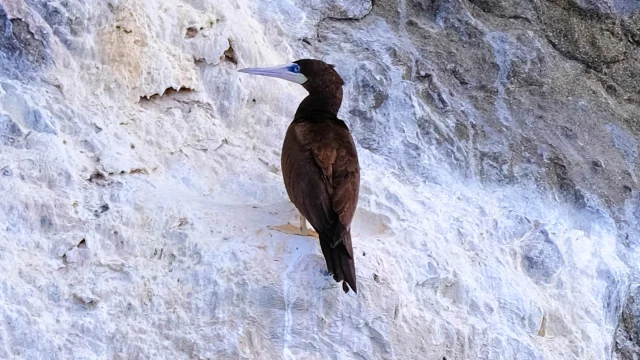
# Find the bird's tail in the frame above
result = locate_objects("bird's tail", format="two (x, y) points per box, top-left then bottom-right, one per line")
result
(319, 231), (357, 293)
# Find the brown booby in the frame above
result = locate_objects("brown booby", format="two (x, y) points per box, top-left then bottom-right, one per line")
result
(239, 59), (360, 293)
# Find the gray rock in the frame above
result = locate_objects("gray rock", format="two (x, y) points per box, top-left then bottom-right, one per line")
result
(469, 0), (537, 21)
(548, 0), (616, 15)
(299, 0), (372, 19)
(604, 48), (640, 94)
(615, 285), (640, 359)
(536, 1), (627, 68)
(1, 89), (58, 135)
(521, 229), (565, 284)
(606, 123), (638, 173)
(0, 5), (51, 78)
(26, 0), (89, 51)
(614, 0), (640, 14)
(0, 113), (24, 147)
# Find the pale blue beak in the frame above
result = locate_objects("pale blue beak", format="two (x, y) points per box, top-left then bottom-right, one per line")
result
(238, 63), (308, 84)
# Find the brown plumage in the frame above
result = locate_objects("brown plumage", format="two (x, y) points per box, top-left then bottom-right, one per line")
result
(283, 60), (359, 293)
(239, 59), (360, 293)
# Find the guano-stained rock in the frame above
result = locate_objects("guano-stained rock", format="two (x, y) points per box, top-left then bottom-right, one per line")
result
(0, 0), (640, 359)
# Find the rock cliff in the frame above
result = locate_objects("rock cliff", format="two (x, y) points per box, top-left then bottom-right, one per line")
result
(1, 0), (640, 359)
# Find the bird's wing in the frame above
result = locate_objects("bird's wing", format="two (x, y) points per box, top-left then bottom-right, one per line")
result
(310, 128), (360, 230)
(288, 121), (360, 255)
(282, 123), (335, 233)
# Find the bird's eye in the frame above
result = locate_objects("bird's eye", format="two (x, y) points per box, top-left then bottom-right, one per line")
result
(289, 64), (301, 73)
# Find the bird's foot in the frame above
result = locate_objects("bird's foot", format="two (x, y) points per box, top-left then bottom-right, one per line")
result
(267, 223), (319, 238)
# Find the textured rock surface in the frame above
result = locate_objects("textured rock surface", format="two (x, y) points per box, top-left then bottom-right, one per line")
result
(1, 0), (640, 359)
(616, 285), (640, 360)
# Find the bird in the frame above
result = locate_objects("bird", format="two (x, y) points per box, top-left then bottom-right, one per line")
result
(239, 59), (360, 293)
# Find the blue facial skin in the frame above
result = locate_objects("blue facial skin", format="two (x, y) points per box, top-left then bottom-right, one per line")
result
(288, 64), (301, 73)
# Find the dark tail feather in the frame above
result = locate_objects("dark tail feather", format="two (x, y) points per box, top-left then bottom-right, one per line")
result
(319, 232), (357, 294)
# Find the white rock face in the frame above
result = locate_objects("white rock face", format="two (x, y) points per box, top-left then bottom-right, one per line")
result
(0, 0), (637, 359)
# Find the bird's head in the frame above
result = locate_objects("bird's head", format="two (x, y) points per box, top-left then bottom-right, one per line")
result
(239, 59), (344, 95)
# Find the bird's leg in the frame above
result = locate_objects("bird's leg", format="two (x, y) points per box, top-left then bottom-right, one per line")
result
(300, 214), (309, 236)
(267, 212), (319, 238)
(298, 213), (318, 237)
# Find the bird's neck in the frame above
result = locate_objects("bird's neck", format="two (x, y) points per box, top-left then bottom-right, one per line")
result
(294, 88), (343, 121)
